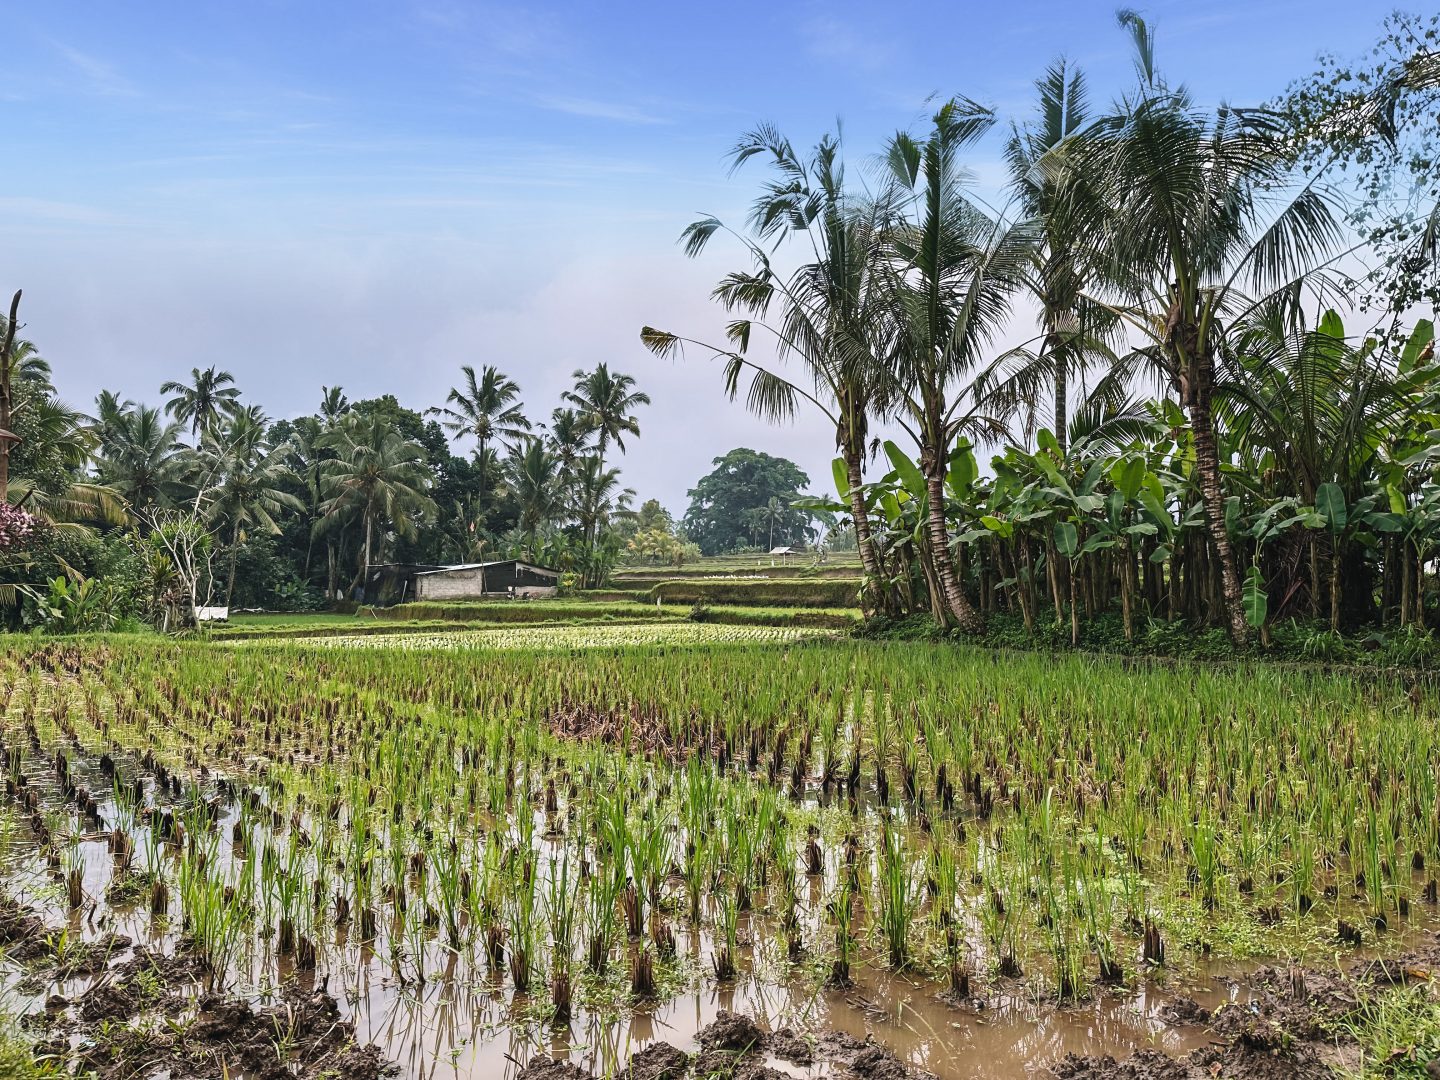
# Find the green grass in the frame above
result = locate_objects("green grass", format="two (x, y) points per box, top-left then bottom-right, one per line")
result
(645, 578), (860, 607)
(1340, 984), (1440, 1078)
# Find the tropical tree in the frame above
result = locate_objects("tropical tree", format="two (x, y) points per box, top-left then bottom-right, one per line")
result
(562, 363), (649, 475)
(428, 365), (531, 507)
(1001, 58), (1125, 452)
(642, 124), (896, 614)
(875, 98), (1036, 631)
(681, 448), (813, 555)
(94, 403), (188, 514)
(505, 438), (562, 560)
(1071, 11), (1346, 643)
(200, 411), (303, 603)
(571, 455), (635, 586)
(546, 406), (594, 488)
(160, 366), (242, 441)
(317, 413), (434, 598)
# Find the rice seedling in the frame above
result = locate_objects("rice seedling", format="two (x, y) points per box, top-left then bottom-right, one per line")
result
(4, 631), (1440, 1077)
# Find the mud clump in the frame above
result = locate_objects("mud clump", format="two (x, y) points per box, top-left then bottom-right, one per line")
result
(1156, 997), (1209, 1026)
(1050, 961), (1368, 1080)
(1050, 1048), (1192, 1080)
(768, 1027), (813, 1065)
(0, 894), (51, 961)
(72, 986), (395, 1080)
(697, 1011), (765, 1053)
(625, 1042), (690, 1080)
(516, 1058), (594, 1080)
(818, 1030), (936, 1079)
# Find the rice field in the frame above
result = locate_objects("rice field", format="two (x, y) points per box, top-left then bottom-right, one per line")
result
(2, 632), (1439, 1078)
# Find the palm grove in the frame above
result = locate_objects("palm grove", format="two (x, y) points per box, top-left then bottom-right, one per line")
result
(645, 11), (1440, 649)
(0, 340), (657, 627)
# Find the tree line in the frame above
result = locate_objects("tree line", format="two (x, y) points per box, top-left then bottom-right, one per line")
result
(0, 336), (657, 627)
(645, 10), (1440, 648)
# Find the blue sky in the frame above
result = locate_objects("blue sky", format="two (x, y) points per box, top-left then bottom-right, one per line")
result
(1, 0), (1396, 512)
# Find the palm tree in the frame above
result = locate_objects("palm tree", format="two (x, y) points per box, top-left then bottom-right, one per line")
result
(319, 385), (350, 425)
(641, 124), (896, 615)
(160, 367), (242, 441)
(876, 99), (1037, 632)
(429, 365), (531, 512)
(201, 411), (303, 603)
(546, 406), (594, 488)
(562, 364), (649, 476)
(1001, 58), (1124, 452)
(505, 438), (562, 560)
(3, 387), (125, 528)
(1071, 10), (1345, 644)
(317, 413), (434, 598)
(95, 403), (187, 514)
(431, 365), (531, 448)
(1221, 309), (1433, 626)
(571, 454), (634, 586)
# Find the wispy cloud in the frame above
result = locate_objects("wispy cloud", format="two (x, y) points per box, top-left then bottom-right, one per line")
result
(799, 15), (898, 71)
(534, 95), (669, 124)
(52, 42), (138, 97)
(0, 197), (131, 228)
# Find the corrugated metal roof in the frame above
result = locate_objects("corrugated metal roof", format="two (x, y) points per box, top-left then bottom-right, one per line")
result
(413, 560), (560, 577)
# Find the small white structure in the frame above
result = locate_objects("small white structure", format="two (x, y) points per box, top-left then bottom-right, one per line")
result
(195, 606), (230, 622)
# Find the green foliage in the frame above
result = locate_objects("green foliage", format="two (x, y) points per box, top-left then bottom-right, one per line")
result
(680, 448), (815, 555)
(25, 575), (120, 633)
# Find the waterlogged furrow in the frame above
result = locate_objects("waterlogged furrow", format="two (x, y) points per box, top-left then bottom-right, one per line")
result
(1, 636), (1437, 1079)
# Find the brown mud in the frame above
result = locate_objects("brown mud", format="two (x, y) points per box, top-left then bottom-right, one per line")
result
(4, 891), (394, 1080)
(1051, 934), (1440, 1079)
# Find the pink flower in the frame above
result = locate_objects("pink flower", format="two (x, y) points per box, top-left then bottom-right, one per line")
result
(0, 502), (40, 550)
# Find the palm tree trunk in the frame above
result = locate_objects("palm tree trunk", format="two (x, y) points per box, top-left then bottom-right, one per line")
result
(1329, 539), (1341, 633)
(923, 466), (982, 633)
(844, 447), (887, 618)
(1051, 333), (1068, 455)
(1188, 387), (1248, 645)
(226, 522), (241, 606)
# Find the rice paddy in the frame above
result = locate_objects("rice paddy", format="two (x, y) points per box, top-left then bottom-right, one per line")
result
(3, 630), (1440, 1078)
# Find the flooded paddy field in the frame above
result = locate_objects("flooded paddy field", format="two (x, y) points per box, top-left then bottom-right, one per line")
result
(3, 634), (1439, 1079)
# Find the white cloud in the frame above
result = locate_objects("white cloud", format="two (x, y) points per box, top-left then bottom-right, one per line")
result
(52, 42), (138, 97)
(534, 95), (669, 125)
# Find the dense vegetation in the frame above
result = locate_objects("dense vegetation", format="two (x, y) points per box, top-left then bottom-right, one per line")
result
(647, 11), (1440, 656)
(0, 351), (690, 625)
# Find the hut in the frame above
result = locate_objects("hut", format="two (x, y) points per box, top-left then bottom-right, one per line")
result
(364, 560), (561, 604)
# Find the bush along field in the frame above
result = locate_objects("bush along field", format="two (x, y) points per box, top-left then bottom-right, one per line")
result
(5, 634), (1440, 1078)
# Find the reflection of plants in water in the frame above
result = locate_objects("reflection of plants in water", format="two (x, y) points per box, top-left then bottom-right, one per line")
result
(9, 630), (1440, 1075)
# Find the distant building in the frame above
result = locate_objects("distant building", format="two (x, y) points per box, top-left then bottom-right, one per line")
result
(768, 545), (804, 558)
(363, 560), (561, 604)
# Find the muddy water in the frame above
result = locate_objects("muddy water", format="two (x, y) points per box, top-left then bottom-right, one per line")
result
(3, 743), (1434, 1080)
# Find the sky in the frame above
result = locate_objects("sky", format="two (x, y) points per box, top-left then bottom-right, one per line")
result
(0, 0), (1399, 515)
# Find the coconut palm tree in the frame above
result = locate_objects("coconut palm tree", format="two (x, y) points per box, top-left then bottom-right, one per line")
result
(505, 438), (561, 560)
(1071, 10), (1345, 644)
(95, 404), (188, 514)
(546, 406), (594, 489)
(1000, 58), (1126, 452)
(562, 364), (649, 476)
(429, 365), (531, 499)
(201, 411), (303, 603)
(319, 385), (350, 425)
(317, 413), (434, 598)
(875, 98), (1037, 632)
(571, 454), (634, 585)
(4, 387), (125, 528)
(429, 366), (530, 523)
(160, 367), (242, 441)
(641, 124), (897, 615)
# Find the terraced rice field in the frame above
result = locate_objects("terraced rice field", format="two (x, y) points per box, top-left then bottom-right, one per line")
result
(2, 631), (1440, 1079)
